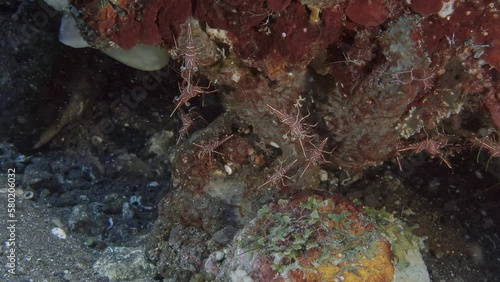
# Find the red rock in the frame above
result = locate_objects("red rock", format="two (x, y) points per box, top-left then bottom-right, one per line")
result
(345, 0), (389, 26)
(411, 0), (443, 16)
(484, 39), (500, 70)
(272, 2), (319, 62)
(267, 0), (291, 12)
(73, 0), (190, 49)
(485, 90), (500, 129)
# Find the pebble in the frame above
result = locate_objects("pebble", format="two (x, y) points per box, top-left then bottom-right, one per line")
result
(319, 169), (328, 182)
(51, 227), (67, 240)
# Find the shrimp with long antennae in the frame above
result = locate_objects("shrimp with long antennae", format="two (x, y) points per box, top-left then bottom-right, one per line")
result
(267, 104), (314, 157)
(172, 22), (204, 78)
(170, 81), (217, 117)
(300, 138), (335, 178)
(470, 135), (500, 169)
(258, 159), (298, 189)
(396, 133), (451, 170)
(192, 135), (233, 163)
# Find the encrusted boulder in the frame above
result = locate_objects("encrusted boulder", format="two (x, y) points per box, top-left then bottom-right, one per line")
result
(211, 194), (429, 282)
